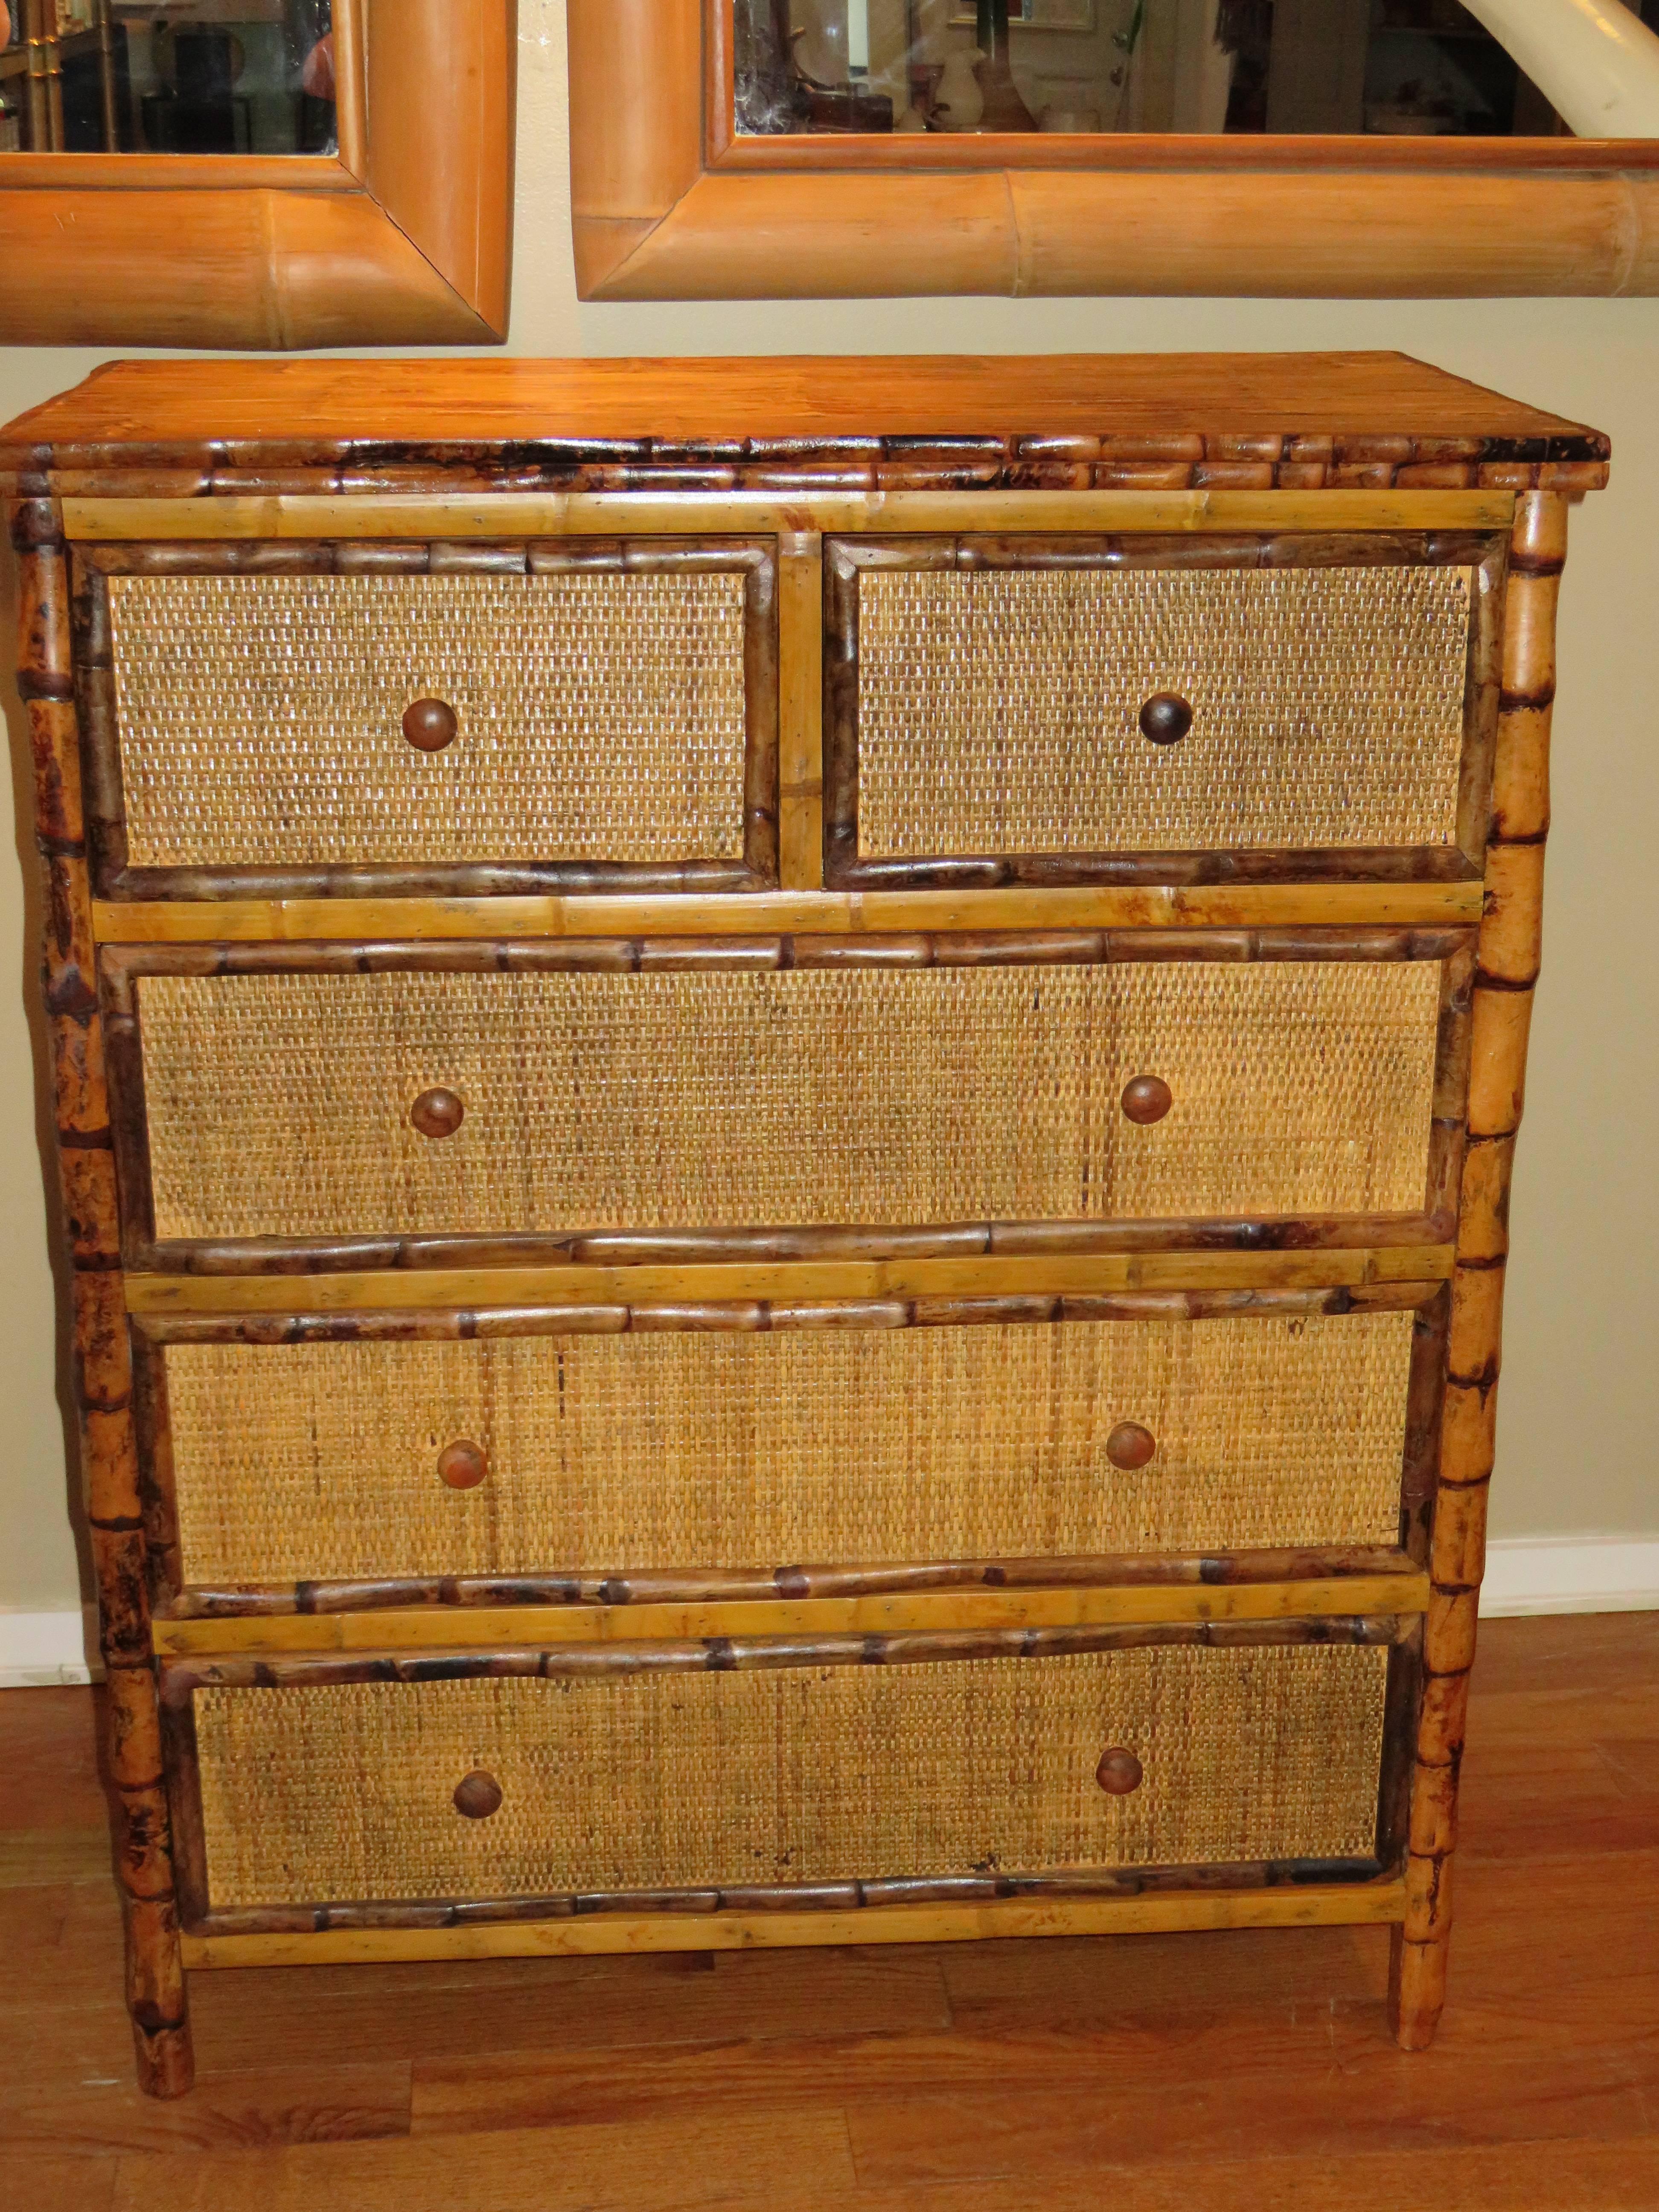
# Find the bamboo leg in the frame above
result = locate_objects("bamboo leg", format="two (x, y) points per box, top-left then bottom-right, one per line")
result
(1391, 489), (1567, 2053)
(13, 497), (193, 2098)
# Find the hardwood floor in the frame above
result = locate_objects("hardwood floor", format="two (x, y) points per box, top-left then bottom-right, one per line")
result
(3, 1612), (1656, 2210)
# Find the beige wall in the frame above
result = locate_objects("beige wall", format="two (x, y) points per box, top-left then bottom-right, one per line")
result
(2, 0), (1655, 1612)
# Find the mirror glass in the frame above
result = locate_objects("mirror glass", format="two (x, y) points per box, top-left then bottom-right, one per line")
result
(1, 0), (335, 153)
(734, 0), (1656, 137)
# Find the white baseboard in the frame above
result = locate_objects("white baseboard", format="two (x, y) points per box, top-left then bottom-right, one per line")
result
(0, 1545), (1655, 1684)
(1480, 1537), (1659, 1618)
(0, 1607), (100, 1688)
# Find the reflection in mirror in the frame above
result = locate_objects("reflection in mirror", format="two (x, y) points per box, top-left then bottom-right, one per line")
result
(0, 0), (335, 153)
(734, 0), (1659, 138)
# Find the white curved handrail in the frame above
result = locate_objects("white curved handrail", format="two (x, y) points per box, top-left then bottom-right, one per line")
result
(1460, 0), (1659, 136)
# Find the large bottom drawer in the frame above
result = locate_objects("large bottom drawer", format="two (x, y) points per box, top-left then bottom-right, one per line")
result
(161, 1305), (1421, 1589)
(183, 1639), (1391, 1910)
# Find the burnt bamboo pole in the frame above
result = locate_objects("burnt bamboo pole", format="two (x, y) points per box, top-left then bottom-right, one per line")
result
(13, 497), (192, 2098)
(182, 1853), (1391, 1939)
(163, 1611), (1403, 1697)
(1390, 488), (1566, 2052)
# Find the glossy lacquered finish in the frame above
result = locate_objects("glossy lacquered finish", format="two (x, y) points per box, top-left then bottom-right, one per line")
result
(410, 1088), (465, 1140)
(402, 699), (460, 753)
(1139, 693), (1193, 746)
(1120, 1078), (1174, 1127)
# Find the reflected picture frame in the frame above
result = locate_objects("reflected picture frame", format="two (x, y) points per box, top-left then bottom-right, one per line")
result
(568, 0), (1659, 301)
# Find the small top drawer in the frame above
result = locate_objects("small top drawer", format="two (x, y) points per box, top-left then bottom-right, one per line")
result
(826, 532), (1502, 889)
(84, 539), (778, 896)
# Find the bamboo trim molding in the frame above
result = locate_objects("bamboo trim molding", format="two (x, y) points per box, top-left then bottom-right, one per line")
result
(0, 0), (515, 347)
(90, 887), (1487, 944)
(176, 1860), (1390, 1936)
(778, 532), (824, 891)
(180, 1878), (1408, 1968)
(134, 1282), (1437, 1343)
(154, 1550), (1423, 1624)
(158, 1617), (1399, 1693)
(567, 0), (1659, 300)
(58, 491), (1519, 541)
(123, 1248), (1457, 1319)
(149, 1578), (1432, 1658)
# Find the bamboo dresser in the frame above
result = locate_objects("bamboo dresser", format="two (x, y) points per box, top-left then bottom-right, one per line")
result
(1, 355), (1608, 2096)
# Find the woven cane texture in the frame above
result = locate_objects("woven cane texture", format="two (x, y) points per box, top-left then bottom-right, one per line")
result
(167, 1310), (1415, 1585)
(193, 1643), (1390, 1905)
(107, 572), (749, 866)
(856, 565), (1471, 856)
(139, 962), (1441, 1240)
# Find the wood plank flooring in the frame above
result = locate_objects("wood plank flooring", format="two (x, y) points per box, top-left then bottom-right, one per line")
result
(2, 1611), (1656, 2209)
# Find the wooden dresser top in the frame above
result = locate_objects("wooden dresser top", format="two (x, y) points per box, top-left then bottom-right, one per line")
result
(1, 353), (1608, 465)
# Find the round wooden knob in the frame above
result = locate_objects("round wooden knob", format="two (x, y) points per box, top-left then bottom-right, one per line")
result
(1106, 1422), (1157, 1472)
(410, 1086), (465, 1140)
(1120, 1075), (1173, 1126)
(1138, 692), (1193, 746)
(402, 698), (459, 752)
(1096, 1748), (1144, 1796)
(437, 1439), (488, 1491)
(453, 1770), (502, 1820)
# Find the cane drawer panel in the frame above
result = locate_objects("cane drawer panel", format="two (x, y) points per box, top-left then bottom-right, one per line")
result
(844, 551), (1476, 864)
(164, 1307), (1418, 1587)
(134, 960), (1443, 1244)
(189, 1642), (1391, 1907)
(104, 564), (759, 873)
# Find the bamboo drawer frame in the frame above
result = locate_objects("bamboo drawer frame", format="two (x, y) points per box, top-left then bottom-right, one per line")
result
(130, 1280), (1448, 1628)
(77, 538), (783, 900)
(97, 930), (1472, 1274)
(821, 528), (1504, 891)
(155, 1621), (1413, 1960)
(2, 354), (1602, 2095)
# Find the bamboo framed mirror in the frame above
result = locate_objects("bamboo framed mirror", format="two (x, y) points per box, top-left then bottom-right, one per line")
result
(570, 0), (1659, 297)
(0, 0), (515, 346)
